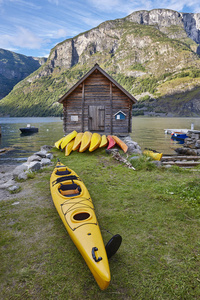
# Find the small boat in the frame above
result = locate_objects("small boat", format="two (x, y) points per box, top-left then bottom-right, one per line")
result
(50, 161), (111, 290)
(112, 136), (128, 153)
(72, 132), (84, 151)
(143, 148), (163, 161)
(19, 124), (38, 135)
(99, 135), (108, 148)
(107, 135), (116, 150)
(79, 131), (92, 152)
(89, 133), (101, 152)
(171, 132), (188, 141)
(65, 139), (75, 156)
(60, 131), (77, 150)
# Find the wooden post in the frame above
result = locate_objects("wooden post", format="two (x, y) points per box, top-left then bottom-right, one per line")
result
(110, 82), (113, 134)
(81, 82), (85, 132)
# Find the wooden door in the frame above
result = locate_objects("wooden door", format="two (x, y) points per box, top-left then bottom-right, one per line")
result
(88, 106), (105, 131)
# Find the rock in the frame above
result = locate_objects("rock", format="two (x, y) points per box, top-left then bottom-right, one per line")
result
(18, 172), (28, 180)
(27, 161), (41, 171)
(13, 163), (29, 179)
(40, 158), (51, 166)
(151, 160), (162, 167)
(8, 185), (20, 192)
(46, 153), (53, 160)
(41, 145), (53, 152)
(130, 155), (140, 160)
(0, 178), (16, 189)
(27, 155), (42, 163)
(34, 150), (47, 158)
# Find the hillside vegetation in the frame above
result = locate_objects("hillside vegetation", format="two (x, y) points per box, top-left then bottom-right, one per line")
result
(1, 9), (200, 116)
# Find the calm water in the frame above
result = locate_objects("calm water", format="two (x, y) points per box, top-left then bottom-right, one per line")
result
(0, 117), (200, 165)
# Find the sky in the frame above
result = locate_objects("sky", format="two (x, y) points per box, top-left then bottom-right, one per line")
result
(0, 0), (200, 58)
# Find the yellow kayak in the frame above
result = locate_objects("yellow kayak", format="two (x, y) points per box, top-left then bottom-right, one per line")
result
(72, 132), (84, 151)
(65, 139), (75, 156)
(89, 133), (101, 152)
(143, 149), (163, 161)
(99, 135), (108, 148)
(50, 161), (111, 290)
(60, 131), (77, 150)
(55, 136), (65, 149)
(79, 131), (92, 152)
(112, 136), (128, 153)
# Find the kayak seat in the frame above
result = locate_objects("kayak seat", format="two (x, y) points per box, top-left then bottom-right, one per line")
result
(56, 169), (71, 175)
(59, 183), (81, 197)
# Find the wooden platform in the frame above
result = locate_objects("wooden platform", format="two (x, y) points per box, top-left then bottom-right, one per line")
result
(161, 155), (200, 167)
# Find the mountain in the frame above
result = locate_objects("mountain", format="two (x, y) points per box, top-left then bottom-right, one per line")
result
(0, 49), (46, 99)
(1, 9), (200, 117)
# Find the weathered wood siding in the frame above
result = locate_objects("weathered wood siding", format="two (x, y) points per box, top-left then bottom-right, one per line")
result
(62, 70), (133, 135)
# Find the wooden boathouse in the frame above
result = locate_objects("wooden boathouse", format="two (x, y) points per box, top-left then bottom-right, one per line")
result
(58, 64), (137, 135)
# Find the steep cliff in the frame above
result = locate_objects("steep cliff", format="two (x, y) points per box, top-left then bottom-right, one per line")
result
(0, 49), (46, 99)
(1, 9), (200, 117)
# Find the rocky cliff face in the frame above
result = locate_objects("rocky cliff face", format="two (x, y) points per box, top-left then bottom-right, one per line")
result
(1, 9), (200, 117)
(0, 49), (46, 99)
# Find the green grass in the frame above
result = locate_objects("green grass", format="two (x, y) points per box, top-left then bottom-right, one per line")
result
(0, 149), (200, 299)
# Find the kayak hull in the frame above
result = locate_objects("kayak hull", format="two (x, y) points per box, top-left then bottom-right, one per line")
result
(61, 131), (77, 150)
(143, 149), (163, 161)
(72, 132), (84, 151)
(112, 136), (128, 153)
(65, 139), (74, 156)
(99, 135), (108, 148)
(107, 135), (116, 150)
(50, 162), (110, 289)
(79, 131), (92, 152)
(89, 133), (101, 152)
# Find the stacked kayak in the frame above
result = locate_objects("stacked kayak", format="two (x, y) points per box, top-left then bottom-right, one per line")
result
(54, 131), (128, 156)
(50, 161), (111, 290)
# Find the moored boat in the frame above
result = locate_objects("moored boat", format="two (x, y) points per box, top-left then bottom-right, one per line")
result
(50, 161), (111, 290)
(19, 124), (38, 135)
(171, 132), (188, 141)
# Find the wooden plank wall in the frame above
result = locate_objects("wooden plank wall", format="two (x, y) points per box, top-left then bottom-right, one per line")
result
(62, 70), (133, 135)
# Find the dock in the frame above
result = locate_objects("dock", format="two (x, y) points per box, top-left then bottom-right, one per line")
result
(164, 129), (189, 134)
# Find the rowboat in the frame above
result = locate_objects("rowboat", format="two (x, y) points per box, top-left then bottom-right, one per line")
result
(89, 133), (101, 152)
(99, 135), (108, 148)
(112, 136), (128, 153)
(143, 149), (163, 161)
(72, 132), (84, 151)
(60, 131), (77, 150)
(107, 135), (116, 150)
(79, 131), (92, 152)
(65, 139), (74, 156)
(19, 125), (38, 135)
(50, 161), (111, 290)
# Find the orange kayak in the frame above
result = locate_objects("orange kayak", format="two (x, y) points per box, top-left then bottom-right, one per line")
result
(112, 136), (128, 153)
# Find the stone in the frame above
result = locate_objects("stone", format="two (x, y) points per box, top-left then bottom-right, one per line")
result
(40, 158), (51, 166)
(13, 163), (29, 179)
(27, 161), (41, 171)
(8, 185), (20, 192)
(18, 172), (28, 180)
(34, 150), (47, 158)
(46, 153), (53, 160)
(27, 155), (42, 163)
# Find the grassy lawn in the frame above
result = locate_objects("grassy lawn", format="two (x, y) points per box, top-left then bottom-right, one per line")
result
(1, 148), (200, 299)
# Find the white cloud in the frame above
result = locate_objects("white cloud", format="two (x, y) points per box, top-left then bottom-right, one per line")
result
(0, 26), (43, 50)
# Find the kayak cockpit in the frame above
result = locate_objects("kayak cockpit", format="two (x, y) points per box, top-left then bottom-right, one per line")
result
(58, 182), (81, 197)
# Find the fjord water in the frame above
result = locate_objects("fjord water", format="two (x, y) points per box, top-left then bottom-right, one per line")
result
(0, 117), (200, 165)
